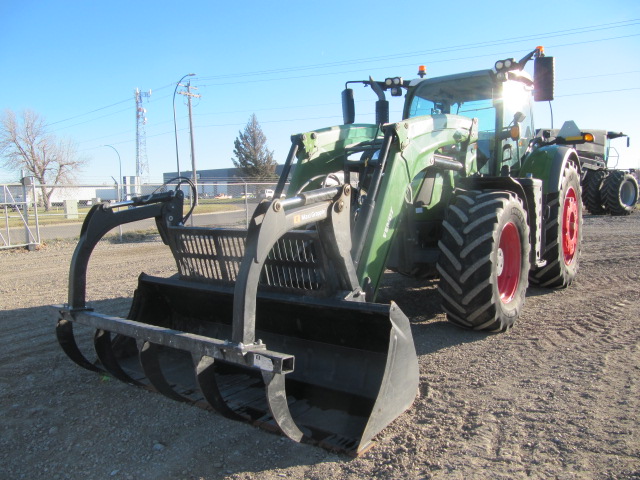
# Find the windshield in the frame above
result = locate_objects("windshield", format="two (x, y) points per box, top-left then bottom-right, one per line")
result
(407, 71), (538, 174)
(407, 73), (497, 165)
(407, 72), (497, 133)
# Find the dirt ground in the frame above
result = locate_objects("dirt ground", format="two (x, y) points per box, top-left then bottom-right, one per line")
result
(1, 214), (638, 480)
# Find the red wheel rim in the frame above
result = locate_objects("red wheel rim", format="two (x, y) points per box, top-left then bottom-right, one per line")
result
(497, 221), (521, 304)
(562, 186), (579, 265)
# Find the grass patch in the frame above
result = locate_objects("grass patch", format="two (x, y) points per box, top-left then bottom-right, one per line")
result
(104, 229), (162, 244)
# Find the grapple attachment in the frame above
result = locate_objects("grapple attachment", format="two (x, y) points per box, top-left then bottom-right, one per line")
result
(52, 186), (419, 455)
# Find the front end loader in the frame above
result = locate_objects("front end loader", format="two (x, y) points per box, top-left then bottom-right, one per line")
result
(51, 47), (589, 455)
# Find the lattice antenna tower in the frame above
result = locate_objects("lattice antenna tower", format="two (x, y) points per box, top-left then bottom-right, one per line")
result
(135, 88), (152, 181)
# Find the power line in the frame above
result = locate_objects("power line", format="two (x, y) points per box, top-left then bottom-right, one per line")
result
(50, 105), (132, 132)
(196, 19), (640, 82)
(44, 83), (176, 129)
(43, 19), (638, 130)
(556, 87), (640, 97)
(79, 67), (640, 149)
(196, 33), (640, 89)
(60, 43), (640, 140)
(189, 69), (640, 120)
(557, 70), (640, 81)
(79, 81), (640, 153)
(44, 98), (131, 127)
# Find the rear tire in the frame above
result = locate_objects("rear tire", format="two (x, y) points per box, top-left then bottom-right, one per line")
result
(437, 191), (530, 332)
(582, 169), (608, 215)
(602, 170), (639, 216)
(530, 161), (582, 288)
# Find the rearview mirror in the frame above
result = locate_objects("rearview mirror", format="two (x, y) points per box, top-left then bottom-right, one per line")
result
(534, 56), (555, 102)
(342, 88), (355, 125)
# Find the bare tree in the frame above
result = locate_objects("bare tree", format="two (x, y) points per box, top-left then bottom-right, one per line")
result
(0, 109), (87, 210)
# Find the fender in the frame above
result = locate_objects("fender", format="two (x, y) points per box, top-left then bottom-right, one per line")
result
(520, 144), (581, 195)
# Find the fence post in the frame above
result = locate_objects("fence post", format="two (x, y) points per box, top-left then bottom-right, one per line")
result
(32, 182), (40, 245)
(116, 183), (123, 242)
(21, 181), (31, 249)
(244, 182), (249, 228)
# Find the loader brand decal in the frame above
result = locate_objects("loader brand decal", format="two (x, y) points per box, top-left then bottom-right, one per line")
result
(293, 208), (325, 226)
(383, 207), (395, 238)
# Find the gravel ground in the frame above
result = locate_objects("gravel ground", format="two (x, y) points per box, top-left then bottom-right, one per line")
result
(1, 214), (639, 480)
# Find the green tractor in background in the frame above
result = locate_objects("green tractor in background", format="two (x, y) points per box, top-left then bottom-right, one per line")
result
(540, 128), (639, 216)
(52, 47), (594, 455)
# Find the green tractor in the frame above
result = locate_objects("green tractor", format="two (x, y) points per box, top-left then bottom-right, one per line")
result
(51, 47), (590, 455)
(547, 128), (638, 216)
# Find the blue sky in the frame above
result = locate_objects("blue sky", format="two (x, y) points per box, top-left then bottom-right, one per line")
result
(1, 0), (639, 184)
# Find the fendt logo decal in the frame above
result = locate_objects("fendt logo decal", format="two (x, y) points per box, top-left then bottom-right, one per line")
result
(383, 207), (395, 239)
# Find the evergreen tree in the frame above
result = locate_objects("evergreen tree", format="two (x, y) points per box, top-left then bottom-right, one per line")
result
(231, 114), (277, 180)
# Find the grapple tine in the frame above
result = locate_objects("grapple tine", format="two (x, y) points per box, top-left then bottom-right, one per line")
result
(262, 371), (305, 442)
(138, 341), (191, 403)
(94, 329), (144, 386)
(56, 318), (102, 373)
(195, 356), (247, 421)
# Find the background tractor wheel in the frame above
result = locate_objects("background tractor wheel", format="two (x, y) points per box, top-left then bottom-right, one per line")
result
(530, 161), (582, 288)
(437, 190), (530, 332)
(602, 170), (639, 216)
(582, 169), (608, 215)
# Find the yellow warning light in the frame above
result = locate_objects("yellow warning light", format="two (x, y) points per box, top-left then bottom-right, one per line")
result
(583, 133), (594, 142)
(510, 125), (521, 140)
(417, 65), (426, 78)
(537, 45), (545, 54)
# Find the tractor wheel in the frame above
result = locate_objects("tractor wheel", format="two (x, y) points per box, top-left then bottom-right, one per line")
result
(601, 170), (639, 216)
(530, 161), (582, 288)
(582, 169), (608, 215)
(437, 190), (530, 332)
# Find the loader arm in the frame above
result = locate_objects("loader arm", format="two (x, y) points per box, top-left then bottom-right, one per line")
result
(289, 114), (477, 299)
(67, 191), (184, 310)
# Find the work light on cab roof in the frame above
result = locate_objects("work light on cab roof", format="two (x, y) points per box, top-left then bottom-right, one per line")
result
(384, 76), (404, 96)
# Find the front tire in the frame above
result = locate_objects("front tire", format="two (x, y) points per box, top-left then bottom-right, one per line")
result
(437, 191), (530, 332)
(530, 161), (582, 288)
(602, 170), (639, 216)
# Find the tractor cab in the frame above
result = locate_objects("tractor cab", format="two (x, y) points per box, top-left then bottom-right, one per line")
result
(403, 68), (535, 177)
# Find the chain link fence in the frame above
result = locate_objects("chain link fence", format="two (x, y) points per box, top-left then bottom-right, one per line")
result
(1, 181), (281, 249)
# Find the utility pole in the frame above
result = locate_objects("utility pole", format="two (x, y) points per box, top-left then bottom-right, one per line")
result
(178, 81), (201, 204)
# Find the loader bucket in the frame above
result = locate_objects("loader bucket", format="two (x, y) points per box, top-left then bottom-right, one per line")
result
(52, 187), (419, 455)
(119, 274), (419, 454)
(54, 269), (418, 454)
